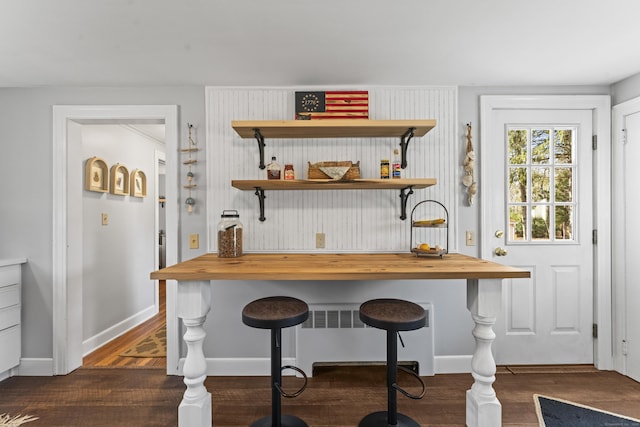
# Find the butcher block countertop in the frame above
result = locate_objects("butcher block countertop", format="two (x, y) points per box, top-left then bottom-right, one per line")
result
(150, 252), (529, 281)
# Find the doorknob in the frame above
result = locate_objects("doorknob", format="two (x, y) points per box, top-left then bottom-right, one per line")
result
(494, 247), (508, 256)
(495, 230), (504, 238)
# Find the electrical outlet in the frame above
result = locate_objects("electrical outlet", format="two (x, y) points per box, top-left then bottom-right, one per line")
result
(101, 213), (108, 226)
(466, 231), (476, 246)
(315, 233), (325, 249)
(189, 233), (199, 249)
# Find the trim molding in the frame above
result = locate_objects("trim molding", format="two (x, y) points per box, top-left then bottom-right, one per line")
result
(82, 305), (157, 356)
(173, 356), (471, 377)
(177, 357), (298, 377)
(434, 355), (472, 374)
(15, 358), (55, 377)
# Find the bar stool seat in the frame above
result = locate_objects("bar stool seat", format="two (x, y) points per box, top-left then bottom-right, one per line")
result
(360, 299), (427, 332)
(359, 298), (427, 427)
(242, 296), (309, 427)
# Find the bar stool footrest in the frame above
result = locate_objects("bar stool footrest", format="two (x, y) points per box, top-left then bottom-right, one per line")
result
(250, 414), (309, 427)
(276, 365), (308, 398)
(358, 411), (421, 427)
(393, 366), (426, 400)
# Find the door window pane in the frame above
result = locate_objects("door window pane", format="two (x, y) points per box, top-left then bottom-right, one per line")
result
(508, 130), (527, 165)
(509, 205), (527, 241)
(531, 129), (550, 164)
(555, 205), (574, 240)
(555, 168), (573, 202)
(509, 167), (528, 203)
(531, 205), (550, 240)
(554, 129), (574, 164)
(506, 126), (578, 243)
(532, 167), (550, 202)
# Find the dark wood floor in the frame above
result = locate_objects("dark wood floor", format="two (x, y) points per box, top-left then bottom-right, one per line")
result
(1, 364), (640, 426)
(4, 282), (636, 425)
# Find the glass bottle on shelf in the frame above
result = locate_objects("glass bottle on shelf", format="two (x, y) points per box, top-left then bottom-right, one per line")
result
(284, 163), (295, 180)
(380, 159), (390, 179)
(392, 149), (401, 179)
(266, 156), (281, 180)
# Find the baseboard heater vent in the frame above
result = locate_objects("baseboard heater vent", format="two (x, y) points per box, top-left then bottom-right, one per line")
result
(297, 302), (434, 377)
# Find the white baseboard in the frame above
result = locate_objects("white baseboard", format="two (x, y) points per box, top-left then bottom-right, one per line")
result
(176, 357), (297, 376)
(434, 355), (472, 373)
(172, 355), (473, 376)
(82, 305), (157, 356)
(15, 358), (55, 376)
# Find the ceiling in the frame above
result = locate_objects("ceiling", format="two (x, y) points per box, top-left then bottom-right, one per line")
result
(2, 0), (639, 88)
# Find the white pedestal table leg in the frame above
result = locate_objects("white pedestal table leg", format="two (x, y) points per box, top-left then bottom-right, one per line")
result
(177, 281), (212, 427)
(466, 278), (502, 427)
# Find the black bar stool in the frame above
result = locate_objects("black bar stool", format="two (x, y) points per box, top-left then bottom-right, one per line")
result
(242, 296), (310, 427)
(359, 298), (427, 427)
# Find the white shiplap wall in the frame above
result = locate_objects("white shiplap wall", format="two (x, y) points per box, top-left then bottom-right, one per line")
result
(205, 86), (458, 253)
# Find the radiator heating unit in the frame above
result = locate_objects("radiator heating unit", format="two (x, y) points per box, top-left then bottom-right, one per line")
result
(296, 302), (434, 377)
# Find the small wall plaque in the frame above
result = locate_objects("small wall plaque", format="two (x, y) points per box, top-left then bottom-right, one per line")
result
(110, 163), (130, 196)
(130, 169), (147, 197)
(85, 157), (109, 193)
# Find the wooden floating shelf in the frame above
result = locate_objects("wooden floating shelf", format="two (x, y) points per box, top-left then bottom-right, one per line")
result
(232, 178), (437, 222)
(231, 178), (436, 191)
(231, 119), (436, 139)
(231, 119), (437, 170)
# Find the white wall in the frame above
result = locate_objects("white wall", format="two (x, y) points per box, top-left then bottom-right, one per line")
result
(206, 87), (458, 252)
(0, 87), (205, 362)
(0, 83), (615, 372)
(81, 125), (163, 343)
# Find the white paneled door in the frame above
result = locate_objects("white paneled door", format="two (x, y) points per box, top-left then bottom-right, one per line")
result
(623, 111), (640, 382)
(483, 108), (594, 365)
(613, 103), (640, 382)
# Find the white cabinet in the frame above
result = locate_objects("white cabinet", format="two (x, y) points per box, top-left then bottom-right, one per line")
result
(0, 259), (25, 375)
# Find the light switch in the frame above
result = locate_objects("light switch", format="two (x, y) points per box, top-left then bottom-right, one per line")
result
(189, 233), (199, 249)
(102, 213), (108, 225)
(466, 231), (475, 246)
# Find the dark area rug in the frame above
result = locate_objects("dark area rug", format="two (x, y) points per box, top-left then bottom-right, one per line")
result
(535, 394), (640, 427)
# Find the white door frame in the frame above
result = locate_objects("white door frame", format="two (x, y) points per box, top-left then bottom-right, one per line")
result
(480, 95), (612, 370)
(612, 96), (640, 374)
(52, 105), (180, 375)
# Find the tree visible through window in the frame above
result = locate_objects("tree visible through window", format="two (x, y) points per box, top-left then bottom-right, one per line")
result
(507, 126), (576, 242)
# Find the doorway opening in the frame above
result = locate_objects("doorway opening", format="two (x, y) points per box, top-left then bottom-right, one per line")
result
(52, 105), (179, 375)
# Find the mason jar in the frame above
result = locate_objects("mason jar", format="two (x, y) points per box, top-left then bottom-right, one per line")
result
(217, 210), (243, 258)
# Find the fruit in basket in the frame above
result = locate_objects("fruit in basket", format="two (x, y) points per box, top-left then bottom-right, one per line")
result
(414, 218), (446, 226)
(419, 243), (431, 251)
